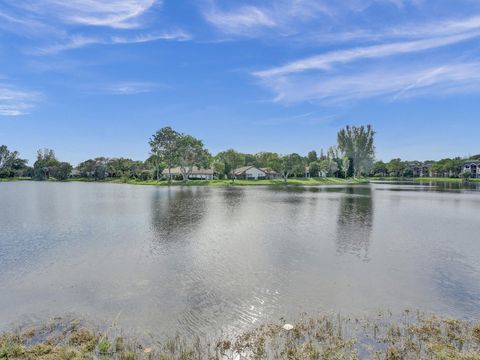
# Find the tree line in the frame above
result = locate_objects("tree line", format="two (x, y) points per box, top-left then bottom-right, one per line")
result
(12, 124), (476, 182)
(372, 156), (480, 178)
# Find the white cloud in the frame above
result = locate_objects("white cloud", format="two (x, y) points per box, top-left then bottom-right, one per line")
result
(1, 0), (191, 54)
(250, 8), (480, 104)
(35, 31), (192, 55)
(254, 31), (480, 78)
(204, 4), (276, 35)
(107, 82), (158, 95)
(202, 0), (424, 37)
(0, 86), (42, 116)
(261, 62), (480, 104)
(17, 0), (158, 29)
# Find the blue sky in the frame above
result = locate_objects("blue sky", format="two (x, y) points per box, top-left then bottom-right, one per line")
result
(1, 0), (480, 164)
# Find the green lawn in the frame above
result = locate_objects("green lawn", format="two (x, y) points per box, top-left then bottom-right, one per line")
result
(1, 177), (369, 186)
(0, 177), (31, 182)
(104, 177), (369, 187)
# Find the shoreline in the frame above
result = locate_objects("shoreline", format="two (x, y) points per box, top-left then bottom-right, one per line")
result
(370, 176), (480, 183)
(1, 312), (479, 359)
(0, 177), (369, 187)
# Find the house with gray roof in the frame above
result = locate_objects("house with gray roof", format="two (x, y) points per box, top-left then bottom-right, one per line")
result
(162, 166), (214, 180)
(234, 166), (267, 180)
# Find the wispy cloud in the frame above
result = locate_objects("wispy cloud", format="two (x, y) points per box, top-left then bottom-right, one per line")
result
(35, 31), (192, 55)
(0, 85), (42, 116)
(107, 81), (158, 95)
(250, 7), (480, 105)
(16, 0), (158, 29)
(261, 62), (480, 104)
(1, 0), (191, 55)
(204, 4), (276, 35)
(255, 31), (480, 78)
(202, 0), (423, 37)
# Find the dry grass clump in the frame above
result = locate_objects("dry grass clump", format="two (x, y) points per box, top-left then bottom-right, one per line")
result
(1, 312), (480, 359)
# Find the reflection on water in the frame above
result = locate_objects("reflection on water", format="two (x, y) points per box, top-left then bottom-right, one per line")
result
(150, 187), (209, 252)
(336, 186), (373, 260)
(1, 181), (480, 339)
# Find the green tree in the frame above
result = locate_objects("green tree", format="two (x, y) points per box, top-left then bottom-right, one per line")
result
(277, 153), (304, 183)
(149, 127), (180, 183)
(372, 161), (388, 177)
(76, 157), (108, 180)
(215, 149), (245, 181)
(254, 152), (281, 170)
(461, 171), (472, 181)
(33, 149), (72, 180)
(0, 145), (28, 178)
(386, 158), (407, 177)
(51, 162), (73, 181)
(308, 161), (320, 177)
(318, 159), (330, 177)
(342, 156), (351, 178)
(307, 150), (318, 164)
(176, 134), (211, 181)
(33, 149), (58, 180)
(213, 160), (226, 179)
(337, 125), (375, 177)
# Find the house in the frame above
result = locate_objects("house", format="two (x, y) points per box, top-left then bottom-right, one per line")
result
(162, 166), (214, 180)
(463, 160), (480, 178)
(260, 168), (281, 179)
(70, 169), (81, 178)
(409, 162), (432, 177)
(234, 166), (267, 180)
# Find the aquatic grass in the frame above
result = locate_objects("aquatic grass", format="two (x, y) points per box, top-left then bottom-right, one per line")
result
(2, 311), (480, 359)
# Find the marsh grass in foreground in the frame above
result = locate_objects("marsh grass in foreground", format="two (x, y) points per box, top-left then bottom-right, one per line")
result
(2, 311), (480, 359)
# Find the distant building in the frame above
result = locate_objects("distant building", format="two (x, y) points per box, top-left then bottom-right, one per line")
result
(260, 168), (281, 179)
(234, 166), (267, 180)
(70, 169), (81, 178)
(409, 161), (432, 177)
(463, 160), (480, 178)
(162, 166), (214, 180)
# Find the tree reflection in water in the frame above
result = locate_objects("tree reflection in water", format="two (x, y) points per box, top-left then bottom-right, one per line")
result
(150, 187), (209, 253)
(336, 186), (374, 260)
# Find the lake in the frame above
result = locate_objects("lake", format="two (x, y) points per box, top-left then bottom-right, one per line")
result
(1, 181), (480, 338)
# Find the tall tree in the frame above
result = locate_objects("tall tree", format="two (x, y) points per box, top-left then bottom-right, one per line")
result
(33, 149), (72, 180)
(33, 149), (58, 180)
(372, 161), (388, 177)
(216, 149), (245, 181)
(277, 153), (304, 183)
(176, 134), (211, 181)
(386, 158), (406, 177)
(0, 145), (28, 178)
(307, 150), (318, 163)
(337, 125), (376, 177)
(149, 127), (180, 182)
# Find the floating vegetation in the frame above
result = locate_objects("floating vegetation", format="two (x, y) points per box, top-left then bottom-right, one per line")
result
(1, 311), (480, 359)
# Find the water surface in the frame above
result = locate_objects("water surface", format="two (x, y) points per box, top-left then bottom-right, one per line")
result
(1, 181), (479, 337)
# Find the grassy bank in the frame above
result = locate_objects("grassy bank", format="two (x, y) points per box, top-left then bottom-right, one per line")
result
(0, 177), (31, 182)
(1, 312), (480, 359)
(106, 177), (369, 187)
(2, 177), (369, 187)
